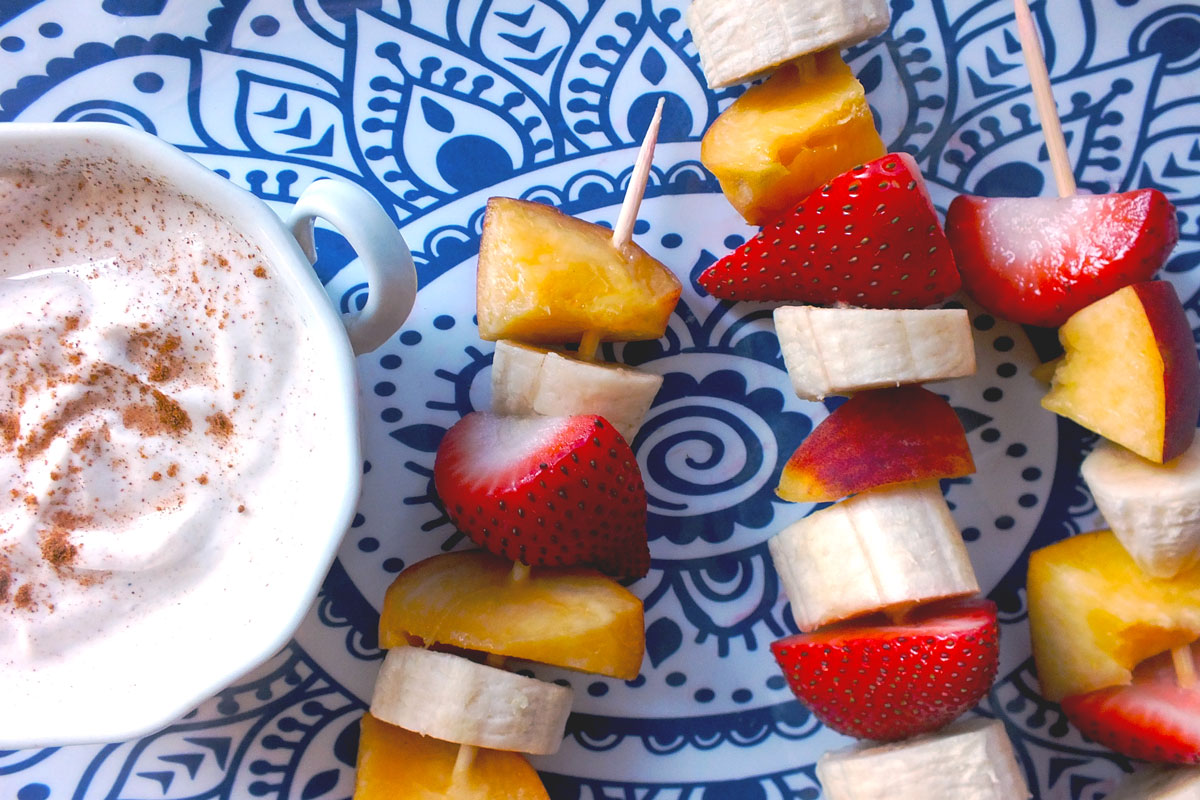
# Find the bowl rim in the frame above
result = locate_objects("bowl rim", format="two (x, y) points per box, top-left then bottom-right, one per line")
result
(0, 122), (364, 748)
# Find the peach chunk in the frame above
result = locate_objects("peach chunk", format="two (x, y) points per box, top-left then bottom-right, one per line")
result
(379, 550), (645, 680)
(700, 49), (885, 225)
(1042, 281), (1200, 463)
(1027, 530), (1200, 702)
(476, 197), (681, 344)
(777, 386), (975, 503)
(354, 713), (549, 800)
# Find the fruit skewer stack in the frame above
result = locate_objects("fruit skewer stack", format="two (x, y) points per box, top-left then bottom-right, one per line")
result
(351, 109), (682, 798)
(944, 2), (1200, 791)
(686, 1), (1032, 796)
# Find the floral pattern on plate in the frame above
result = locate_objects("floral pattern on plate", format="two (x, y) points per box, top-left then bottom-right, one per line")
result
(2, 1), (1199, 798)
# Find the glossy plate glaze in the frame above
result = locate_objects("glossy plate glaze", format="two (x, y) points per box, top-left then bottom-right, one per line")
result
(1, 1), (1198, 798)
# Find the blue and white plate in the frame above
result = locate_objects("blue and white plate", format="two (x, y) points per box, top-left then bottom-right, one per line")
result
(2, 1), (1198, 798)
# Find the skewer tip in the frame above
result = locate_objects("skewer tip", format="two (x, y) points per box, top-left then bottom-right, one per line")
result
(611, 96), (666, 248)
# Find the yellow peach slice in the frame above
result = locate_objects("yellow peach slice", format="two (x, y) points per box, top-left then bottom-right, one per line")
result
(354, 713), (549, 800)
(476, 197), (681, 344)
(1028, 530), (1200, 702)
(777, 386), (974, 503)
(380, 550), (645, 680)
(1042, 282), (1200, 464)
(700, 50), (885, 225)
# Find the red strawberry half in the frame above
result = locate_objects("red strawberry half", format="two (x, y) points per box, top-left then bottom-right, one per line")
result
(1061, 642), (1200, 765)
(433, 412), (649, 579)
(698, 152), (960, 308)
(946, 189), (1178, 328)
(771, 596), (999, 741)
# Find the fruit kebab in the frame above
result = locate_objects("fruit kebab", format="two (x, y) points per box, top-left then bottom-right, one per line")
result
(685, 7), (1030, 797)
(977, 0), (1200, 769)
(354, 106), (680, 798)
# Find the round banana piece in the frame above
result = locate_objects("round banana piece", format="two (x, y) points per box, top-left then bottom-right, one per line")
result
(1106, 766), (1200, 800)
(769, 481), (978, 631)
(686, 0), (891, 89)
(774, 306), (976, 400)
(1082, 437), (1200, 578)
(817, 717), (1031, 800)
(491, 339), (663, 442)
(370, 646), (573, 755)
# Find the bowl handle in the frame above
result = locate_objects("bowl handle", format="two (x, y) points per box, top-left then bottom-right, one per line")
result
(287, 179), (417, 355)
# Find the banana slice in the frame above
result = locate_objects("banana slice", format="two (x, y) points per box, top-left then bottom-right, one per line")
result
(769, 481), (978, 631)
(491, 339), (663, 441)
(1082, 438), (1200, 578)
(1107, 766), (1200, 800)
(686, 0), (891, 89)
(817, 717), (1031, 800)
(370, 647), (573, 755)
(774, 306), (976, 400)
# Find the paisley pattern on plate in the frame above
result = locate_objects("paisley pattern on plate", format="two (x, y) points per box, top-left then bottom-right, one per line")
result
(1, 1), (1198, 798)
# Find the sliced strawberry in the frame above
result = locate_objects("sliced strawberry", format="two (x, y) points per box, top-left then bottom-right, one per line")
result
(946, 189), (1178, 328)
(1062, 643), (1200, 765)
(771, 596), (999, 741)
(698, 152), (960, 308)
(777, 385), (975, 503)
(433, 412), (649, 579)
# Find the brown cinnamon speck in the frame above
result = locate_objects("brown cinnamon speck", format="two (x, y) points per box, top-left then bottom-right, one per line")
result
(0, 413), (17, 447)
(205, 412), (233, 441)
(14, 583), (34, 611)
(40, 528), (78, 569)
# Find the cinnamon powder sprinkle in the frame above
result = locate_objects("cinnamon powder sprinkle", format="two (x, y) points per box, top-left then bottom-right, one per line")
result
(0, 413), (17, 447)
(40, 528), (78, 569)
(14, 583), (34, 611)
(206, 412), (233, 441)
(0, 568), (9, 603)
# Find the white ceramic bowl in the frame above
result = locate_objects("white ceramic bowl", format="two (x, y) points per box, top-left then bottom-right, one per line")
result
(0, 123), (416, 747)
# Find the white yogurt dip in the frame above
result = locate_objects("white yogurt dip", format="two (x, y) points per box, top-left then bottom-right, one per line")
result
(0, 158), (318, 663)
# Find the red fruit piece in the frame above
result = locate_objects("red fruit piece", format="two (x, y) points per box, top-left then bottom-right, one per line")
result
(770, 597), (999, 741)
(777, 385), (975, 503)
(1062, 643), (1200, 765)
(946, 189), (1179, 328)
(698, 152), (960, 308)
(433, 412), (649, 579)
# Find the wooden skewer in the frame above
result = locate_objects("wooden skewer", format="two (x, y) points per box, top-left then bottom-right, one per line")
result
(1012, 0), (1075, 198)
(577, 329), (602, 363)
(449, 654), (515, 779)
(577, 97), (666, 363)
(612, 97), (665, 249)
(1016, 0), (1194, 690)
(509, 560), (531, 583)
(451, 743), (477, 783)
(1173, 645), (1197, 689)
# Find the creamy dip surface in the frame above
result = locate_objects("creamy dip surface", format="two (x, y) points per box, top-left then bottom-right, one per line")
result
(0, 158), (318, 665)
